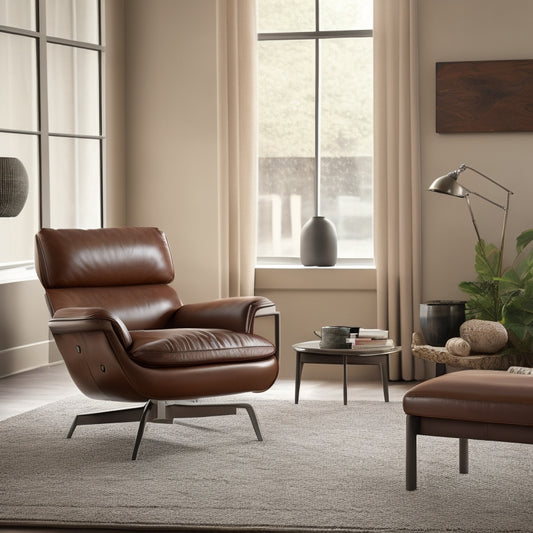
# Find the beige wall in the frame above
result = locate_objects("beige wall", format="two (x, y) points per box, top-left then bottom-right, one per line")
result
(419, 0), (533, 301)
(4, 0), (533, 383)
(124, 0), (223, 303)
(254, 268), (378, 381)
(0, 280), (52, 375)
(104, 0), (127, 228)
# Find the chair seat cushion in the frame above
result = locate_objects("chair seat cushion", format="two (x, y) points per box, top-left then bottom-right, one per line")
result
(403, 370), (533, 427)
(129, 328), (275, 368)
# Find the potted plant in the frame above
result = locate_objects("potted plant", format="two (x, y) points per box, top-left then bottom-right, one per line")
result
(459, 229), (533, 357)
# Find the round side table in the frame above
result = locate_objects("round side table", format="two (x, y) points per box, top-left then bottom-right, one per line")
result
(292, 340), (400, 405)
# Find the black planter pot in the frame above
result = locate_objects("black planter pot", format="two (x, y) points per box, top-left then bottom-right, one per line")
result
(419, 300), (466, 347)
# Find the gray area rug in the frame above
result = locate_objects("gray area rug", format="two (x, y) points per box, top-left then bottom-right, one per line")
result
(0, 395), (531, 532)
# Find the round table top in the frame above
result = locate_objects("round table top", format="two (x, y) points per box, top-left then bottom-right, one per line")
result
(292, 340), (401, 356)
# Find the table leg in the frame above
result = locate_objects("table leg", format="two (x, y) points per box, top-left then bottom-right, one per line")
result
(379, 359), (390, 402)
(343, 355), (348, 405)
(436, 362), (446, 376)
(459, 438), (469, 474)
(295, 352), (302, 404)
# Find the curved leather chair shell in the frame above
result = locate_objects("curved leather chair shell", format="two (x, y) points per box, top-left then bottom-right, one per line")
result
(53, 325), (278, 402)
(35, 226), (279, 403)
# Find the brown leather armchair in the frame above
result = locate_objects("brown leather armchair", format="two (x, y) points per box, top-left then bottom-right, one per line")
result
(35, 227), (279, 459)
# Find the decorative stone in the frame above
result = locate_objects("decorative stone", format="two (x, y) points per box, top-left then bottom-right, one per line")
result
(411, 332), (533, 369)
(412, 331), (426, 346)
(445, 337), (471, 357)
(459, 319), (508, 354)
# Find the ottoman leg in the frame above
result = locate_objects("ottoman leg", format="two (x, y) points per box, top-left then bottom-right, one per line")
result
(406, 414), (419, 490)
(459, 438), (469, 474)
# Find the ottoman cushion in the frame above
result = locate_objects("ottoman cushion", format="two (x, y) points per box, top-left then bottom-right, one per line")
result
(403, 370), (533, 427)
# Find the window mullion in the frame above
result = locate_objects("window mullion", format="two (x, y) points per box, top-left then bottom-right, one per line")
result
(98, 0), (105, 226)
(314, 0), (320, 216)
(37, 0), (51, 228)
(314, 36), (320, 217)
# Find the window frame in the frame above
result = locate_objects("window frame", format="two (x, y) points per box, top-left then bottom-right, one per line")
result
(257, 1), (373, 267)
(0, 0), (104, 278)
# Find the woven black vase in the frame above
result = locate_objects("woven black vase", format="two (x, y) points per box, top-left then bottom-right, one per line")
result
(0, 157), (29, 217)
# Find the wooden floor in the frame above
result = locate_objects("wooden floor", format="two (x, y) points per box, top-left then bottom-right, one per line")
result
(0, 363), (414, 421)
(0, 363), (414, 532)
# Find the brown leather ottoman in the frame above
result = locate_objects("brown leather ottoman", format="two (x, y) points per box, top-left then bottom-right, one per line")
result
(402, 369), (533, 490)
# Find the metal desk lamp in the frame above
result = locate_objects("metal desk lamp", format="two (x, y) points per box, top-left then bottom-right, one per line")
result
(429, 164), (513, 276)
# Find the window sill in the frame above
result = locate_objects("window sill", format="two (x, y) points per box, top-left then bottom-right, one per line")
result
(0, 262), (37, 284)
(255, 265), (376, 291)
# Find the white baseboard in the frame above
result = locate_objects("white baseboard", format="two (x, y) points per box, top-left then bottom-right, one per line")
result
(0, 340), (56, 378)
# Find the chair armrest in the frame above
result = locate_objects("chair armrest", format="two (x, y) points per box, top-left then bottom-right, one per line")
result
(169, 296), (275, 333)
(49, 307), (133, 349)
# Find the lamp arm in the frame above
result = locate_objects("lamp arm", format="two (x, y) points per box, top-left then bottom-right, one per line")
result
(497, 191), (511, 277)
(460, 183), (508, 211)
(460, 164), (514, 195)
(459, 164), (513, 276)
(464, 194), (483, 243)
(435, 164), (513, 279)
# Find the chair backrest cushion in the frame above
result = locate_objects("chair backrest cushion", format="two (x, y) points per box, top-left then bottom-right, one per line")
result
(36, 227), (174, 288)
(35, 227), (182, 329)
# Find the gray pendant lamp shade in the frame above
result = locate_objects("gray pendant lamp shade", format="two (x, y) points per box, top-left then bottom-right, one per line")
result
(0, 157), (29, 217)
(428, 170), (468, 198)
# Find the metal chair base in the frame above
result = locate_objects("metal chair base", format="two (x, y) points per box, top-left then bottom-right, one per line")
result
(67, 400), (263, 460)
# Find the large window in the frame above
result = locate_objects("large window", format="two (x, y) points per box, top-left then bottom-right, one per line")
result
(257, 0), (373, 264)
(0, 0), (103, 271)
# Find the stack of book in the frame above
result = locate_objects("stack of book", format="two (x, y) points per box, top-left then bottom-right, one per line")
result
(346, 329), (394, 351)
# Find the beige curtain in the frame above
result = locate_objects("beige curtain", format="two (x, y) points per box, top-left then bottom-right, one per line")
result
(373, 0), (425, 381)
(217, 0), (257, 297)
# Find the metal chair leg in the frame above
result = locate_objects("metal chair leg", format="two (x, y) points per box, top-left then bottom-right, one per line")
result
(67, 405), (146, 438)
(238, 403), (263, 441)
(159, 402), (263, 441)
(131, 401), (154, 460)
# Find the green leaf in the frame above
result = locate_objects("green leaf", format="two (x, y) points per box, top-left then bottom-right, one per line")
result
(460, 279), (502, 321)
(516, 229), (533, 254)
(458, 281), (483, 295)
(501, 282), (533, 352)
(460, 229), (533, 351)
(514, 250), (533, 283)
(474, 239), (500, 279)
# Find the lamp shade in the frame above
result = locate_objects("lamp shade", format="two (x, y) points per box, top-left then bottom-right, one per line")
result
(0, 157), (29, 217)
(428, 171), (467, 198)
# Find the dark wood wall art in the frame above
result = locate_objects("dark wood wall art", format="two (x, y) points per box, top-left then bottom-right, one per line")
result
(436, 59), (533, 133)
